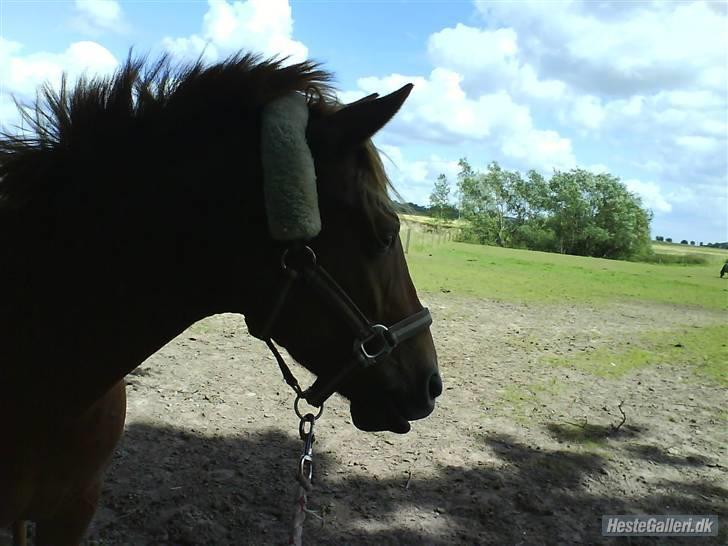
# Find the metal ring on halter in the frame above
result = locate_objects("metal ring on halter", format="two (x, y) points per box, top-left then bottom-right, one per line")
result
(281, 245), (317, 271)
(358, 324), (393, 361)
(294, 394), (324, 420)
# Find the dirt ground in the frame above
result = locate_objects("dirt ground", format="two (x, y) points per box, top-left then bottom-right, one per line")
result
(7, 294), (726, 545)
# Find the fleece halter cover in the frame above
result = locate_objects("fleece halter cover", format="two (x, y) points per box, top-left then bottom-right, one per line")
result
(260, 93), (322, 242)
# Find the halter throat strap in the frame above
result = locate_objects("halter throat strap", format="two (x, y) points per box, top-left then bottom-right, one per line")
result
(249, 246), (432, 408)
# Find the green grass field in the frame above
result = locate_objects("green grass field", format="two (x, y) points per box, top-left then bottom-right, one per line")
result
(406, 241), (728, 311)
(405, 240), (728, 385)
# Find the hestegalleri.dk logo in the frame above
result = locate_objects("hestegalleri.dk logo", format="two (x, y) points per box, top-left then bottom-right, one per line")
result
(602, 515), (719, 536)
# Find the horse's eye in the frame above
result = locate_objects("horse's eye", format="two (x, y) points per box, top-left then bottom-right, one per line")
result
(378, 233), (396, 254)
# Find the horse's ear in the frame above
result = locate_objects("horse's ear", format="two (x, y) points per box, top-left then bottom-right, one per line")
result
(348, 92), (380, 105)
(308, 84), (413, 153)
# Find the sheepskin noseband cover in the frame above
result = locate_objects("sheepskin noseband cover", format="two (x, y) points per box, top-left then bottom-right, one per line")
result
(261, 93), (321, 242)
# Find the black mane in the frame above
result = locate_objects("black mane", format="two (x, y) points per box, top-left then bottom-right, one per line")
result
(0, 54), (333, 211)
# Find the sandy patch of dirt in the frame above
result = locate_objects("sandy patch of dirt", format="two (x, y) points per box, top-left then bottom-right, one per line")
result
(4, 295), (725, 545)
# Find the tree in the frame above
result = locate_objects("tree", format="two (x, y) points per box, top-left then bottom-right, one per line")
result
(690, 241), (695, 246)
(681, 240), (688, 244)
(544, 169), (594, 254)
(542, 169), (652, 259)
(512, 170), (554, 251)
(453, 159), (653, 260)
(456, 160), (544, 247)
(655, 235), (664, 242)
(479, 162), (529, 246)
(456, 159), (498, 243)
(429, 174), (451, 219)
(666, 237), (673, 243)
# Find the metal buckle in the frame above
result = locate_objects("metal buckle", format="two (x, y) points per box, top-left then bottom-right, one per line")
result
(357, 324), (393, 363)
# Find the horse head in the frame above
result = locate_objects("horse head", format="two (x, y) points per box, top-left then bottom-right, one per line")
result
(249, 83), (441, 433)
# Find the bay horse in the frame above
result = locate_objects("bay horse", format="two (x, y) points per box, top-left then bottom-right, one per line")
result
(0, 54), (441, 545)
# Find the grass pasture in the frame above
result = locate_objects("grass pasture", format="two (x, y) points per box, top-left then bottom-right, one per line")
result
(407, 240), (726, 385)
(406, 241), (728, 310)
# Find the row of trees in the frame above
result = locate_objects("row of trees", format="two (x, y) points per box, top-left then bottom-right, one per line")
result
(430, 159), (654, 260)
(657, 238), (700, 245)
(654, 236), (727, 248)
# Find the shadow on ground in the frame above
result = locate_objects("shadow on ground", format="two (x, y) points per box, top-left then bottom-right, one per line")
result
(85, 423), (726, 546)
(545, 422), (643, 444)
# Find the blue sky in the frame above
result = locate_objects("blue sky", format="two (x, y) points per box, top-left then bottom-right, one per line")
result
(1, 0), (726, 242)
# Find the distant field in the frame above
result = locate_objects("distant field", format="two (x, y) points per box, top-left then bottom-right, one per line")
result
(652, 241), (728, 261)
(653, 241), (727, 254)
(400, 214), (728, 265)
(406, 241), (728, 311)
(400, 213), (466, 229)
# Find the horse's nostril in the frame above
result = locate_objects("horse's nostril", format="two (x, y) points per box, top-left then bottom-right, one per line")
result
(428, 372), (443, 399)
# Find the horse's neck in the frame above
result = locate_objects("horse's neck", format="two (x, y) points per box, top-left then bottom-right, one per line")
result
(0, 156), (271, 420)
(0, 220), (247, 422)
(0, 255), (206, 419)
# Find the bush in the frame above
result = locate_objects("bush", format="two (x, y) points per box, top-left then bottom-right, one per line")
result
(513, 223), (558, 252)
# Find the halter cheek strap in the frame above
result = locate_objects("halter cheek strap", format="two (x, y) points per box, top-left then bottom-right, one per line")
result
(248, 245), (432, 409)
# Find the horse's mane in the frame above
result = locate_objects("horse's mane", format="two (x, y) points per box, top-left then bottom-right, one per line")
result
(0, 53), (395, 213)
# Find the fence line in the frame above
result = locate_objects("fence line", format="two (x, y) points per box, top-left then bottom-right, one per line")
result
(402, 224), (460, 254)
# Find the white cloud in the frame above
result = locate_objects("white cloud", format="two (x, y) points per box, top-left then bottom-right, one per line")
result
(500, 128), (575, 171)
(699, 119), (727, 139)
(614, 95), (644, 117)
(517, 64), (567, 100)
(378, 144), (461, 204)
(428, 24), (518, 75)
(569, 95), (605, 130)
(1, 40), (118, 96)
(351, 68), (574, 172)
(73, 0), (126, 35)
(0, 38), (118, 129)
(427, 23), (566, 101)
(661, 90), (724, 110)
(476, 0), (727, 96)
(625, 179), (672, 214)
(163, 0), (307, 63)
(673, 135), (721, 154)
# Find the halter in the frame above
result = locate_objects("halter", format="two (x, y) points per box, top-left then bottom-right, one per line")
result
(248, 245), (433, 409)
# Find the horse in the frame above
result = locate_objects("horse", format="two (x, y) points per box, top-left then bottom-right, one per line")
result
(0, 54), (441, 545)
(721, 262), (727, 278)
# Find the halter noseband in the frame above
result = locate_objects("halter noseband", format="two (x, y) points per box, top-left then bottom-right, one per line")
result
(249, 245), (432, 408)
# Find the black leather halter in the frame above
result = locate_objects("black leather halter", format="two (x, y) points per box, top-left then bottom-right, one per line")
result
(248, 245), (432, 408)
